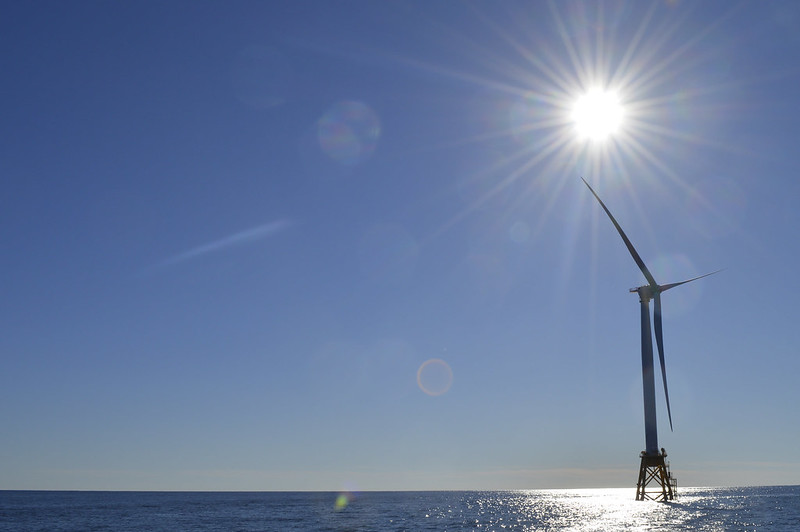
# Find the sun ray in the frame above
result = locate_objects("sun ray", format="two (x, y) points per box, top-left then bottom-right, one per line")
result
(593, 3), (605, 86)
(608, 2), (659, 87)
(527, 147), (591, 237)
(612, 13), (692, 93)
(622, 5), (743, 97)
(621, 133), (694, 198)
(624, 105), (751, 163)
(474, 9), (581, 98)
(426, 130), (574, 243)
(548, 0), (591, 89)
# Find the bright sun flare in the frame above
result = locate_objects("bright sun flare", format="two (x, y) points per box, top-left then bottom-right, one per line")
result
(572, 89), (624, 141)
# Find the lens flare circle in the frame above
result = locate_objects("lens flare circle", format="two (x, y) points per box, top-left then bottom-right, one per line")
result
(317, 101), (380, 166)
(417, 358), (453, 396)
(571, 89), (623, 141)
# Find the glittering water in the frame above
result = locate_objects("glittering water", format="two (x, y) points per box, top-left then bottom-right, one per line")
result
(1, 486), (798, 531)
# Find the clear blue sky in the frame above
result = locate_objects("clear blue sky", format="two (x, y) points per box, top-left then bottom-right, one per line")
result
(2, 0), (799, 491)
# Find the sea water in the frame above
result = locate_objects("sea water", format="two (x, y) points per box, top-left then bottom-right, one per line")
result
(1, 486), (798, 531)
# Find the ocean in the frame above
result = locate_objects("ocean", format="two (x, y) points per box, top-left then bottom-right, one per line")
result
(1, 486), (798, 531)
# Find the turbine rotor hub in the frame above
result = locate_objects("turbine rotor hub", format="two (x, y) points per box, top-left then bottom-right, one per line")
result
(632, 284), (659, 302)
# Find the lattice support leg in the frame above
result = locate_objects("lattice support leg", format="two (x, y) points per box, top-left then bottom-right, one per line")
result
(635, 449), (676, 501)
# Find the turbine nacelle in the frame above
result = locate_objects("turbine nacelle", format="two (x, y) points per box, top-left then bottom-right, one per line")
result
(631, 285), (659, 301)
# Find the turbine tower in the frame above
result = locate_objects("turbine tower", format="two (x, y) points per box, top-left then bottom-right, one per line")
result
(582, 178), (718, 501)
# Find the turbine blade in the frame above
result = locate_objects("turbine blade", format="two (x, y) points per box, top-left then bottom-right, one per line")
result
(653, 292), (673, 432)
(660, 269), (723, 292)
(581, 178), (658, 287)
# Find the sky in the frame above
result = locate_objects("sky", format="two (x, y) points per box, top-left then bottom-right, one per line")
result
(2, 0), (800, 492)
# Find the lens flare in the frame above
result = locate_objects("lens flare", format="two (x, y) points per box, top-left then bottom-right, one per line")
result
(417, 358), (454, 396)
(317, 101), (381, 166)
(334, 493), (350, 511)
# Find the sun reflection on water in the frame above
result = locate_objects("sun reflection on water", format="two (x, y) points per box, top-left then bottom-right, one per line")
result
(461, 489), (681, 530)
(316, 488), (799, 530)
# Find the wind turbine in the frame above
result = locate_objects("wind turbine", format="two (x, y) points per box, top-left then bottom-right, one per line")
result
(581, 177), (718, 501)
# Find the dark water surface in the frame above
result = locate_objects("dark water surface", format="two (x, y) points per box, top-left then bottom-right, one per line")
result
(2, 486), (799, 531)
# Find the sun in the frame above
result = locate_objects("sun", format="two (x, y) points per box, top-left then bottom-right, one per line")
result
(571, 89), (624, 142)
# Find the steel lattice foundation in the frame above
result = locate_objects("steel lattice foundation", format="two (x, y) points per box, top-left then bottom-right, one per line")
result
(635, 449), (677, 501)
